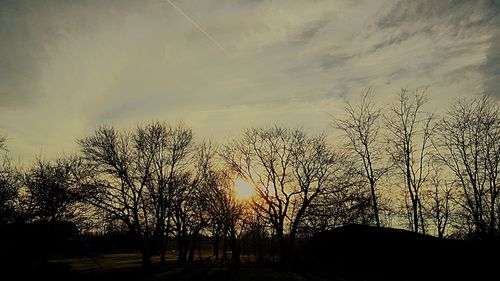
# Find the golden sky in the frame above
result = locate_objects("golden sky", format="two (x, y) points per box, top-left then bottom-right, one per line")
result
(0, 0), (499, 161)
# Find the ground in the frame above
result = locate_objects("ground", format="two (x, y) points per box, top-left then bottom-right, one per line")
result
(44, 253), (343, 281)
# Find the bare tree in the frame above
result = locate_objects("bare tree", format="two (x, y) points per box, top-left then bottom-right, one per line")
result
(169, 171), (200, 262)
(182, 141), (250, 265)
(0, 135), (6, 151)
(0, 151), (21, 225)
(199, 169), (228, 260)
(193, 143), (225, 260)
(386, 89), (435, 234)
(289, 132), (351, 250)
(226, 201), (249, 267)
(198, 166), (248, 265)
(134, 121), (194, 265)
(424, 161), (453, 238)
(79, 125), (156, 266)
(79, 122), (195, 266)
(434, 94), (499, 238)
(333, 89), (389, 227)
(167, 141), (229, 264)
(300, 176), (372, 233)
(23, 156), (90, 223)
(221, 126), (341, 261)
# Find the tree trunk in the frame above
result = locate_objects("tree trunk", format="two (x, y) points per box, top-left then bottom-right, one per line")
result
(222, 237), (228, 261)
(370, 180), (381, 227)
(140, 237), (152, 267)
(160, 234), (167, 265)
(489, 185), (497, 235)
(277, 228), (289, 262)
(160, 182), (174, 265)
(288, 225), (299, 261)
(418, 197), (426, 235)
(287, 199), (309, 260)
(188, 230), (199, 262)
(177, 235), (187, 262)
(156, 230), (167, 265)
(253, 232), (260, 261)
(159, 219), (170, 266)
(213, 235), (220, 260)
(413, 198), (419, 233)
(438, 226), (444, 239)
(230, 234), (240, 267)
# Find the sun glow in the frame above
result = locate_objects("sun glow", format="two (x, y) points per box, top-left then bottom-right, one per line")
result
(234, 178), (255, 201)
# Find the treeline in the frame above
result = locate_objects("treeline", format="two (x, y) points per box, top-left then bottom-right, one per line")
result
(0, 90), (498, 266)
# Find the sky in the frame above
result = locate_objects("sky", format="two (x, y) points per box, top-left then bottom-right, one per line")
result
(0, 0), (499, 162)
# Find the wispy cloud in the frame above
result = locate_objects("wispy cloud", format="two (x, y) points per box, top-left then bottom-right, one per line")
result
(0, 0), (498, 161)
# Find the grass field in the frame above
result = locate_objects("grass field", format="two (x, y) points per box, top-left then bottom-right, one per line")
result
(46, 253), (341, 281)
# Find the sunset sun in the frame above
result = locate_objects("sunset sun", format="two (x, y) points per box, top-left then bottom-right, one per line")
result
(234, 178), (255, 201)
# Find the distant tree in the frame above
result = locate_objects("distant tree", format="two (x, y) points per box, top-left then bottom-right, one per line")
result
(169, 171), (200, 262)
(226, 201), (249, 267)
(335, 181), (374, 225)
(0, 145), (21, 225)
(386, 89), (435, 234)
(198, 167), (247, 265)
(300, 178), (371, 233)
(434, 94), (499, 238)
(23, 156), (90, 223)
(79, 122), (194, 266)
(168, 141), (250, 265)
(423, 161), (453, 238)
(245, 210), (268, 262)
(79, 125), (156, 266)
(194, 143), (225, 260)
(196, 150), (226, 260)
(221, 126), (344, 261)
(0, 135), (6, 151)
(134, 121), (194, 265)
(333, 89), (389, 227)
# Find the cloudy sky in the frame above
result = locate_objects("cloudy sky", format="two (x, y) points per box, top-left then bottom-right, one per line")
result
(0, 0), (499, 162)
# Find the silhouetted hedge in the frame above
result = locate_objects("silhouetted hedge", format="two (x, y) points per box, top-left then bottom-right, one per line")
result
(0, 221), (80, 267)
(308, 224), (500, 281)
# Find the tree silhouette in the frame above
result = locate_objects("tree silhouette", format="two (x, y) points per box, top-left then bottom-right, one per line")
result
(134, 121), (194, 265)
(221, 126), (345, 261)
(333, 89), (389, 227)
(169, 171), (200, 262)
(79, 125), (157, 266)
(0, 135), (6, 151)
(198, 166), (247, 265)
(434, 94), (499, 238)
(423, 161), (453, 238)
(23, 157), (89, 223)
(386, 89), (435, 234)
(0, 150), (21, 225)
(79, 122), (195, 266)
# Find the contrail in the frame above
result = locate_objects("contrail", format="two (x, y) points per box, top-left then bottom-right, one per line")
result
(166, 0), (231, 56)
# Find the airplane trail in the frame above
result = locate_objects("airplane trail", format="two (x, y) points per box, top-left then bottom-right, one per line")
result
(166, 0), (231, 56)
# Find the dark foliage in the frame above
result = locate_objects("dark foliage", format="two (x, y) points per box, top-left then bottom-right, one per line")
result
(0, 221), (80, 269)
(309, 224), (499, 280)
